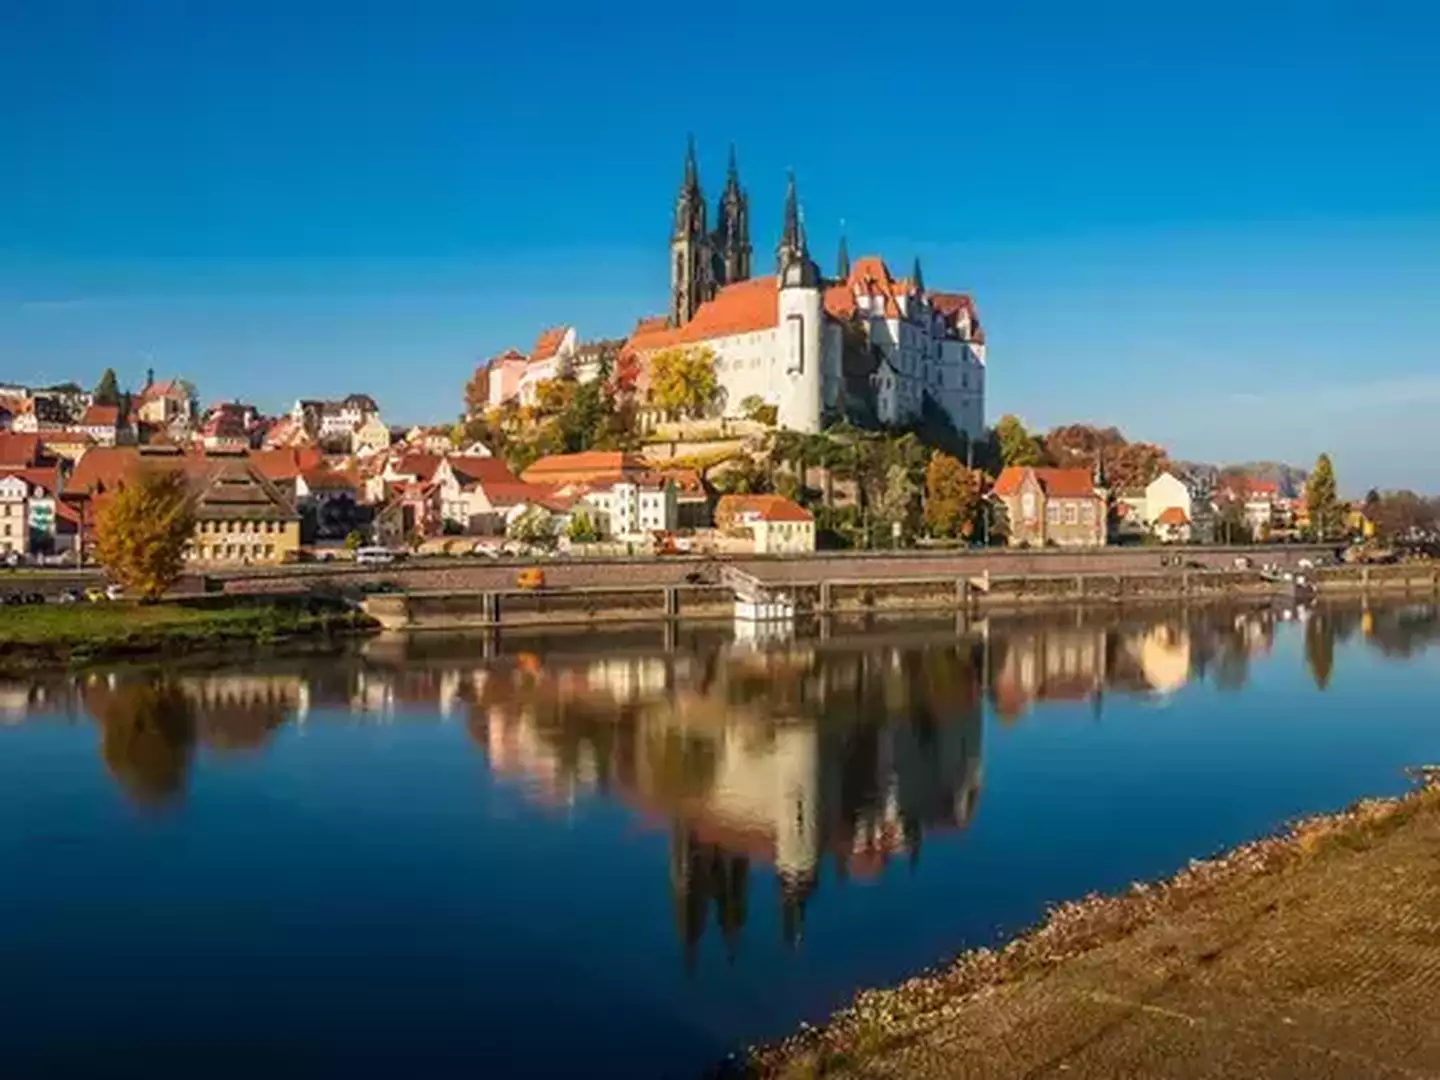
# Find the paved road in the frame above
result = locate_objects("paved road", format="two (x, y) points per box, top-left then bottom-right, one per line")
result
(755, 787), (1440, 1079)
(4, 544), (1334, 599)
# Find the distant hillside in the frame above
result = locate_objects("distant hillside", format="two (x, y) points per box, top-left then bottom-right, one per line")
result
(1175, 460), (1309, 497)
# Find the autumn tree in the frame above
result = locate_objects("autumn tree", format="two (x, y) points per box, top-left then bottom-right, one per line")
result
(649, 347), (719, 420)
(93, 368), (121, 407)
(94, 466), (197, 600)
(94, 679), (196, 806)
(923, 452), (986, 539)
(994, 414), (1045, 467)
(1306, 453), (1341, 540)
(463, 362), (492, 417)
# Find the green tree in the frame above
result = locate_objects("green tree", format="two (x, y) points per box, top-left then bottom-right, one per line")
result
(94, 466), (196, 600)
(1306, 453), (1341, 540)
(739, 394), (778, 427)
(924, 452), (985, 539)
(649, 347), (719, 420)
(994, 414), (1045, 467)
(873, 462), (920, 546)
(507, 505), (556, 547)
(93, 368), (121, 407)
(566, 510), (600, 543)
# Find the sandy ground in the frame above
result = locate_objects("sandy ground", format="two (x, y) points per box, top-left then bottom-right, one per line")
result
(746, 775), (1440, 1080)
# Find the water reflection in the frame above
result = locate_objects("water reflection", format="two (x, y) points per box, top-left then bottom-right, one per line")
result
(6, 600), (1439, 957)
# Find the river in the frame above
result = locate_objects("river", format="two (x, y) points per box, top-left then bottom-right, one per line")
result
(2, 600), (1438, 1078)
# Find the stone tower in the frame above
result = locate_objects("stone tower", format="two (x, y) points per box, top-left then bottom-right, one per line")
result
(712, 145), (751, 287)
(670, 136), (713, 327)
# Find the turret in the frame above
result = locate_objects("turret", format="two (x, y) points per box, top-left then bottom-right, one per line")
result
(670, 136), (713, 326)
(775, 174), (823, 433)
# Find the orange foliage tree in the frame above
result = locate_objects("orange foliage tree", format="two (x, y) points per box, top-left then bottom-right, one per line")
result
(94, 467), (196, 600)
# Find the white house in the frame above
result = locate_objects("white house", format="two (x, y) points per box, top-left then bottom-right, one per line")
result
(715, 493), (816, 554)
(578, 478), (677, 539)
(1145, 471), (1213, 544)
(0, 468), (66, 558)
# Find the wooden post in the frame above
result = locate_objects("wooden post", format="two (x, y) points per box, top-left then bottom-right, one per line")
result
(483, 591), (500, 626)
(664, 585), (679, 618)
(955, 577), (970, 610)
(1074, 574), (1084, 600)
(820, 580), (832, 613)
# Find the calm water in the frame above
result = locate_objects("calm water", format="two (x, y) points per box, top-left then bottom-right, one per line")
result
(2, 601), (1439, 1078)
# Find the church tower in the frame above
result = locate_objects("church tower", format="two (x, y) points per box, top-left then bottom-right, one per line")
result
(670, 137), (713, 327)
(776, 172), (824, 433)
(712, 145), (751, 287)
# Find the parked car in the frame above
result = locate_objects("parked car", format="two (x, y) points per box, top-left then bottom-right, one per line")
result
(57, 589), (81, 604)
(84, 587), (108, 603)
(22, 592), (45, 605)
(2, 593), (24, 606)
(355, 546), (395, 566)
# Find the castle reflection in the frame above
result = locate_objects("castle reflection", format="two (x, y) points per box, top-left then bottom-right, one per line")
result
(5, 600), (1435, 958)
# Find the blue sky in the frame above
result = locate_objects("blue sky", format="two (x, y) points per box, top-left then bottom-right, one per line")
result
(2, 1), (1438, 491)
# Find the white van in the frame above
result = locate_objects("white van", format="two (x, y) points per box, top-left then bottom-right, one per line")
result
(355, 546), (395, 565)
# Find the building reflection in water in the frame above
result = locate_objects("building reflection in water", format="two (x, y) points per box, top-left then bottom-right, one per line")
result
(11, 601), (1437, 954)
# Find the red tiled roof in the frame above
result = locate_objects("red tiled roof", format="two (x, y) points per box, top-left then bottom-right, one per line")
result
(656, 467), (704, 496)
(1155, 506), (1190, 527)
(446, 456), (519, 487)
(394, 452), (443, 482)
(300, 467), (359, 492)
(632, 315), (669, 336)
(716, 493), (813, 523)
(624, 278), (781, 355)
(530, 327), (569, 362)
(0, 464), (62, 497)
(992, 467), (1098, 499)
(489, 348), (528, 367)
(521, 451), (651, 484)
(823, 285), (856, 320)
(249, 447), (324, 483)
(928, 292), (974, 317)
(0, 433), (42, 467)
(79, 404), (120, 427)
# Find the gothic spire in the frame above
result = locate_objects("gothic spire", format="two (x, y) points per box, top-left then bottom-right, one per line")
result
(724, 143), (741, 195)
(683, 134), (699, 192)
(779, 171), (800, 257)
(911, 255), (925, 294)
(777, 171), (817, 287)
(837, 231), (850, 279)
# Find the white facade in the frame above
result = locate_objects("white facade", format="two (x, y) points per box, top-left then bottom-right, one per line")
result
(582, 480), (677, 539)
(0, 474), (60, 557)
(1145, 471), (1214, 543)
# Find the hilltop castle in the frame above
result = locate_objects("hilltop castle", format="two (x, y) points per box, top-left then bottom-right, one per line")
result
(486, 143), (986, 437)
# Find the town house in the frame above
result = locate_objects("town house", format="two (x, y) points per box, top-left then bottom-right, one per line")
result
(992, 466), (1107, 547)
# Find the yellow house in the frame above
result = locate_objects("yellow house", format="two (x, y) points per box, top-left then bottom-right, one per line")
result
(1346, 507), (1377, 540)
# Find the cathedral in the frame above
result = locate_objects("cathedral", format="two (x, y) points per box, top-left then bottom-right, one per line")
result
(487, 142), (987, 438)
(669, 137), (752, 326)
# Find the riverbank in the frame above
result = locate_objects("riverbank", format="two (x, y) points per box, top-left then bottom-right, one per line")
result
(0, 598), (378, 674)
(742, 771), (1440, 1079)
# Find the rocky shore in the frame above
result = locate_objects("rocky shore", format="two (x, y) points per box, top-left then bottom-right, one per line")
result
(738, 768), (1440, 1079)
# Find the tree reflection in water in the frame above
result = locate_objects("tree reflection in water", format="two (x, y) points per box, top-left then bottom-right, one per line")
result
(16, 600), (1434, 961)
(93, 680), (197, 807)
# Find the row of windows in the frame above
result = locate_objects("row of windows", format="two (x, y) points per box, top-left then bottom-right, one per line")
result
(190, 544), (278, 561)
(196, 519), (287, 534)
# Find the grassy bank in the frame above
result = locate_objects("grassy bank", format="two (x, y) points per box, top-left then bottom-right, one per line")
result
(0, 597), (377, 672)
(741, 771), (1440, 1079)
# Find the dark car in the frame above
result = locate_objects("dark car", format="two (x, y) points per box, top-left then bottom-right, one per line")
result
(2, 593), (24, 606)
(22, 592), (45, 605)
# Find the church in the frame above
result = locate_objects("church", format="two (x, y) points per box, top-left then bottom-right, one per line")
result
(486, 142), (987, 438)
